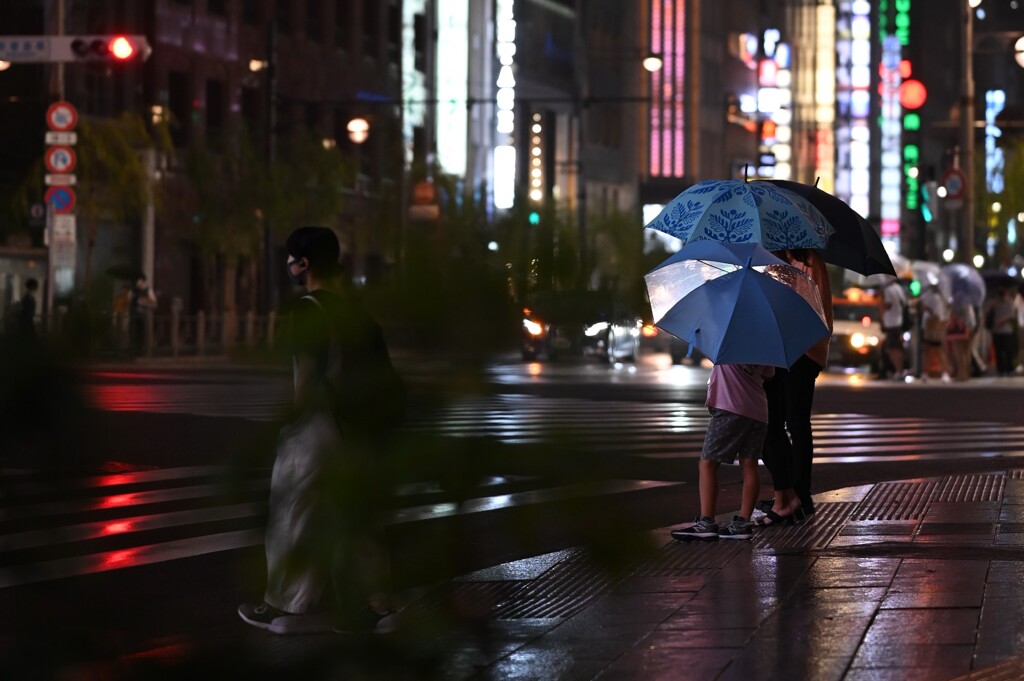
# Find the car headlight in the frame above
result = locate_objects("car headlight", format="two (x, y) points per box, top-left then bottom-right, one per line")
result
(850, 332), (866, 348)
(584, 321), (608, 337)
(867, 335), (880, 346)
(523, 319), (543, 336)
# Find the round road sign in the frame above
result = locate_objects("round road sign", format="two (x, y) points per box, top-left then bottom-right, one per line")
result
(941, 168), (966, 200)
(45, 145), (77, 174)
(45, 186), (76, 214)
(46, 101), (78, 132)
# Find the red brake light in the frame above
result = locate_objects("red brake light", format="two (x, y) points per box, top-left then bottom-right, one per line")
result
(861, 316), (871, 327)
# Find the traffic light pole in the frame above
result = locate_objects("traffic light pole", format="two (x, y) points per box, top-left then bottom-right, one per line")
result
(263, 21), (277, 313)
(960, 0), (975, 264)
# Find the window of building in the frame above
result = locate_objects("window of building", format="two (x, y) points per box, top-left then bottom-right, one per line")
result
(168, 70), (190, 147)
(335, 0), (350, 51)
(206, 79), (225, 147)
(240, 86), (262, 145)
(362, 2), (378, 60)
(387, 1), (400, 66)
(305, 103), (320, 134)
(413, 13), (426, 73)
(306, 0), (323, 42)
(242, 0), (260, 24)
(276, 0), (291, 33)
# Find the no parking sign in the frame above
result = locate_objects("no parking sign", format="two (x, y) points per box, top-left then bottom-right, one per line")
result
(45, 185), (76, 213)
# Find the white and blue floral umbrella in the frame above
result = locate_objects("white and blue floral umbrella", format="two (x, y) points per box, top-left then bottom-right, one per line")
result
(644, 179), (834, 251)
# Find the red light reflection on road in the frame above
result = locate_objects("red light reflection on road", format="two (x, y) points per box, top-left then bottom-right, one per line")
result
(100, 493), (138, 508)
(85, 384), (162, 412)
(102, 548), (140, 568)
(102, 521), (134, 535)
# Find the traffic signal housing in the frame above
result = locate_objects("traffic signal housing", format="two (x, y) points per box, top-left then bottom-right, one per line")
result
(64, 35), (151, 62)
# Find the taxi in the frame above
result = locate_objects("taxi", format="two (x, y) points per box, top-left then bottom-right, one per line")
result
(828, 288), (883, 370)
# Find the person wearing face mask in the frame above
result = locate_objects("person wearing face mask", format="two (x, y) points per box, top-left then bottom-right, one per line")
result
(239, 226), (404, 636)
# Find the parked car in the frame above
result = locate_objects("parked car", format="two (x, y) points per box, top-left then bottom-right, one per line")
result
(828, 297), (883, 370)
(521, 291), (640, 363)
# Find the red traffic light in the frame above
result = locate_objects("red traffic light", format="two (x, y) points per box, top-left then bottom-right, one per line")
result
(110, 36), (135, 60)
(66, 35), (150, 62)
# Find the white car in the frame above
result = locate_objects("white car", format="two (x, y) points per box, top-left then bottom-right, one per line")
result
(828, 301), (883, 370)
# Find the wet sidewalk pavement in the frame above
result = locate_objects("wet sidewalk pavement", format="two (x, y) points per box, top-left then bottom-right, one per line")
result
(404, 468), (1024, 680)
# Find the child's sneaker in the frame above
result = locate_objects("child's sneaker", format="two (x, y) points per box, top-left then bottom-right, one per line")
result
(671, 516), (719, 541)
(718, 516), (754, 540)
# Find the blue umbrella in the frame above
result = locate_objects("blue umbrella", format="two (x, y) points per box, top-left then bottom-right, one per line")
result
(645, 242), (829, 368)
(644, 179), (834, 251)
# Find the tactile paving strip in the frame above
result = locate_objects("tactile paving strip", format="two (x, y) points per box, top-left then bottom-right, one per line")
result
(752, 502), (856, 550)
(854, 474), (1008, 520)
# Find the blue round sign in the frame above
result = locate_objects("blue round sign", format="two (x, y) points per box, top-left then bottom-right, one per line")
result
(45, 186), (76, 213)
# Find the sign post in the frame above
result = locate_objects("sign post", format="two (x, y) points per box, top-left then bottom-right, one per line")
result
(44, 100), (78, 313)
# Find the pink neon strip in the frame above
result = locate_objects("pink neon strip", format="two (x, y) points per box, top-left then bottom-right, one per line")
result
(650, 0), (662, 176)
(662, 1), (672, 175)
(674, 0), (684, 177)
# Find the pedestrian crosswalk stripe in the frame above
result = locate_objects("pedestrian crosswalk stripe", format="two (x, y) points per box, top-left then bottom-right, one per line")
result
(7, 394), (1024, 587)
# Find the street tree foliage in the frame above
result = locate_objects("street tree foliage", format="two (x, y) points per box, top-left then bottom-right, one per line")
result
(76, 113), (168, 298)
(167, 130), (356, 314)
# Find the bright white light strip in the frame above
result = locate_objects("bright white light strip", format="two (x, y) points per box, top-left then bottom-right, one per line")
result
(494, 145), (516, 209)
(493, 0), (516, 209)
(436, 0), (469, 175)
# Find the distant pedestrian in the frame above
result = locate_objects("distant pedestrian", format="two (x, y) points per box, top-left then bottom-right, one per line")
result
(946, 298), (976, 381)
(1015, 285), (1024, 373)
(238, 226), (405, 635)
(919, 277), (951, 382)
(878, 278), (907, 379)
(985, 286), (1016, 376)
(129, 276), (157, 355)
(671, 362), (774, 541)
(759, 248), (832, 523)
(113, 284), (132, 351)
(17, 278), (39, 341)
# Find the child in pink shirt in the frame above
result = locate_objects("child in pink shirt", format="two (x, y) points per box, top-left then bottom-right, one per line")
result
(671, 362), (775, 541)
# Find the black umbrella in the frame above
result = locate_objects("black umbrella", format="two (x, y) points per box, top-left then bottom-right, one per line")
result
(763, 179), (897, 277)
(105, 264), (145, 281)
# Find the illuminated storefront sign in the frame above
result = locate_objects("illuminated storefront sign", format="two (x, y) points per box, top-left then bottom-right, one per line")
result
(402, 0), (427, 166)
(879, 33), (903, 238)
(835, 0), (870, 219)
(528, 112), (544, 202)
(493, 0), (516, 209)
(436, 0), (469, 175)
(814, 4), (835, 192)
(650, 0), (685, 177)
(986, 89), (1006, 194)
(756, 30), (791, 180)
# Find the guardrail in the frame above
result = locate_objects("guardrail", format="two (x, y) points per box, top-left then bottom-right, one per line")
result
(36, 309), (282, 359)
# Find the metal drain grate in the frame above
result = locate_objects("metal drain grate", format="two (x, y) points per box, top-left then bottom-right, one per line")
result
(400, 554), (620, 621)
(1008, 470), (1024, 480)
(752, 502), (856, 550)
(632, 540), (747, 576)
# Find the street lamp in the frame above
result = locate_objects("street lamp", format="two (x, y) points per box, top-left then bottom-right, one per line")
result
(346, 117), (370, 144)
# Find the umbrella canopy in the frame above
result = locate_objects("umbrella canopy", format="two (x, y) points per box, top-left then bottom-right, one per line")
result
(940, 263), (986, 307)
(763, 179), (896, 277)
(644, 241), (830, 368)
(644, 179), (833, 251)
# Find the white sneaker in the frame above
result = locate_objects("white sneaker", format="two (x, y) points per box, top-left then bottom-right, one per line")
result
(941, 373), (952, 383)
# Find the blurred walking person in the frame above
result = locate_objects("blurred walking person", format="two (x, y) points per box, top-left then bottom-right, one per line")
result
(878, 278), (907, 379)
(919, 277), (951, 382)
(239, 226), (405, 635)
(986, 286), (1016, 376)
(946, 298), (976, 382)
